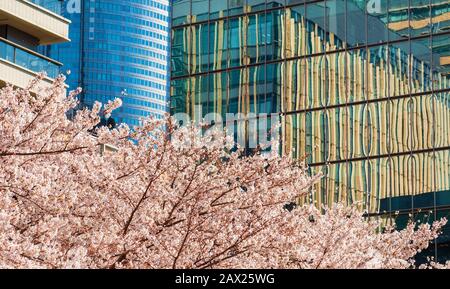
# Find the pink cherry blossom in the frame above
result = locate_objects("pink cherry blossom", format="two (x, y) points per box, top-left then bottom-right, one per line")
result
(0, 76), (447, 269)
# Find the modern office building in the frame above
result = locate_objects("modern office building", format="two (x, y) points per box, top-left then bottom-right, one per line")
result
(0, 0), (70, 89)
(170, 0), (450, 260)
(40, 0), (171, 127)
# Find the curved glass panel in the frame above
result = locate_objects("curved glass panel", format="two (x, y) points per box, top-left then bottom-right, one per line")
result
(41, 0), (170, 127)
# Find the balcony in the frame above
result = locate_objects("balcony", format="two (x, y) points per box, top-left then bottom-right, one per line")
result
(0, 0), (70, 44)
(0, 36), (61, 89)
(0, 37), (60, 78)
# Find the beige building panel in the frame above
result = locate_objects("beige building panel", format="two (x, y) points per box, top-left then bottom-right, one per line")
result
(0, 58), (55, 91)
(0, 0), (70, 44)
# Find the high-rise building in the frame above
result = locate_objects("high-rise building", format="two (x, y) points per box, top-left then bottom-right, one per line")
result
(170, 0), (450, 261)
(0, 0), (70, 89)
(40, 0), (171, 127)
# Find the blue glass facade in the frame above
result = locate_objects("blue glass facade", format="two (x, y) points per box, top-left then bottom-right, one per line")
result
(29, 0), (63, 14)
(41, 0), (171, 127)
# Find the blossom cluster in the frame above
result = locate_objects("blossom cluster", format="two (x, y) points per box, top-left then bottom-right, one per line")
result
(0, 76), (447, 269)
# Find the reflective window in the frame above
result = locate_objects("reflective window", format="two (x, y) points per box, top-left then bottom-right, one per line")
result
(192, 0), (209, 23)
(247, 0), (266, 13)
(173, 0), (191, 25)
(229, 0), (246, 16)
(210, 0), (228, 21)
(347, 0), (367, 48)
(169, 0), (450, 229)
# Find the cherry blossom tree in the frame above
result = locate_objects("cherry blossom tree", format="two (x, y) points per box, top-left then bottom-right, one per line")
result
(0, 75), (447, 269)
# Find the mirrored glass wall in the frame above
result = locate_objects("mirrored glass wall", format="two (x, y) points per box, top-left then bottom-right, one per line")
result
(171, 0), (450, 260)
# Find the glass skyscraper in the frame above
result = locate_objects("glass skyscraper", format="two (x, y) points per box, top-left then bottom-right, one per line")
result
(170, 0), (450, 261)
(40, 0), (171, 127)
